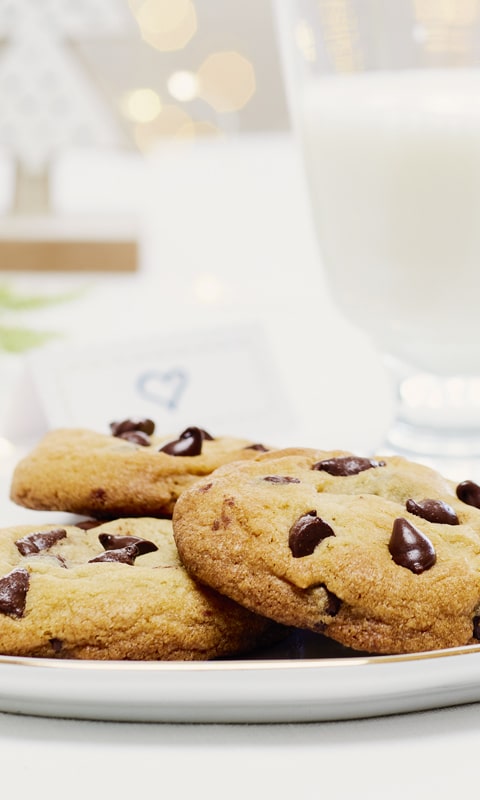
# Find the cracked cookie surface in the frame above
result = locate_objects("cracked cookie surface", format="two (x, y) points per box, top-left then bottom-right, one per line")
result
(0, 517), (283, 660)
(172, 447), (480, 654)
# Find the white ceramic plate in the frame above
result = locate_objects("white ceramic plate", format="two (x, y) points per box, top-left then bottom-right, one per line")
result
(1, 631), (480, 723)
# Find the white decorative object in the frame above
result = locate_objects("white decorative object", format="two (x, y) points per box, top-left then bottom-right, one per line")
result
(24, 324), (295, 443)
(0, 0), (138, 269)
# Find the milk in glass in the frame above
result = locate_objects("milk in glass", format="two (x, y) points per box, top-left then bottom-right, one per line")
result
(300, 69), (480, 375)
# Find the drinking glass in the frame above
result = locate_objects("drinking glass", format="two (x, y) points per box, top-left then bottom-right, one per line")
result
(275, 0), (480, 478)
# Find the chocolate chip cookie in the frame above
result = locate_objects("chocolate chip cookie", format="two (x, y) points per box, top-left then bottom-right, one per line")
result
(10, 419), (270, 518)
(172, 447), (480, 654)
(0, 516), (284, 659)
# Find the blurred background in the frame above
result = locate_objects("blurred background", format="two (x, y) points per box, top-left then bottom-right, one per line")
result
(0, 0), (290, 212)
(0, 0), (401, 474)
(0, 0), (476, 505)
(0, 0), (472, 173)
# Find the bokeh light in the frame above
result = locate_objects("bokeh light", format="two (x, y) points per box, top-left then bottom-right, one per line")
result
(136, 0), (190, 33)
(167, 70), (199, 102)
(132, 0), (197, 52)
(193, 272), (224, 303)
(197, 51), (256, 112)
(121, 88), (162, 123)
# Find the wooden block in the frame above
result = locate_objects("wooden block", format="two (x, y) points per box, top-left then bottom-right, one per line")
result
(0, 214), (139, 272)
(0, 239), (138, 271)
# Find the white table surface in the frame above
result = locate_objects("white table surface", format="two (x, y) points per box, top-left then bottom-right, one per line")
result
(0, 134), (477, 799)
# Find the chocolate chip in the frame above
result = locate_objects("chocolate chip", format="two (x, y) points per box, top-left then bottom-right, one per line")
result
(98, 533), (158, 555)
(263, 476), (301, 484)
(456, 480), (480, 509)
(0, 568), (30, 617)
(75, 519), (103, 530)
(323, 585), (342, 616)
(308, 586), (342, 630)
(15, 528), (67, 556)
(244, 443), (269, 452)
(473, 616), (480, 640)
(406, 498), (459, 525)
(312, 456), (386, 476)
(117, 430), (151, 446)
(110, 417), (155, 437)
(89, 544), (140, 565)
(180, 426), (214, 441)
(159, 426), (204, 456)
(49, 637), (63, 653)
(289, 511), (335, 558)
(388, 518), (436, 574)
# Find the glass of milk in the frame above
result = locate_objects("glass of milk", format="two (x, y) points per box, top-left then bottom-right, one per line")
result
(275, 0), (480, 476)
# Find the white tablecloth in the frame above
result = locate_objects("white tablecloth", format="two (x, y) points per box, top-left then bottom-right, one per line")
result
(0, 704), (475, 799)
(0, 134), (475, 799)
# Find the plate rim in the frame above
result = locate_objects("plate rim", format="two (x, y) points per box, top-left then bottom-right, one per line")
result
(1, 642), (480, 722)
(1, 640), (480, 671)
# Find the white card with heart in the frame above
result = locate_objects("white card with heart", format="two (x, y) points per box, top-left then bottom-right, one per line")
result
(25, 324), (295, 443)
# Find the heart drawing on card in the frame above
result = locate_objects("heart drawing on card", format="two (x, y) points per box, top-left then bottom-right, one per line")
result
(136, 368), (189, 411)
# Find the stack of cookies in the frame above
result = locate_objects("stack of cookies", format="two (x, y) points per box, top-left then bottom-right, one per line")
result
(4, 420), (283, 660)
(7, 417), (480, 659)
